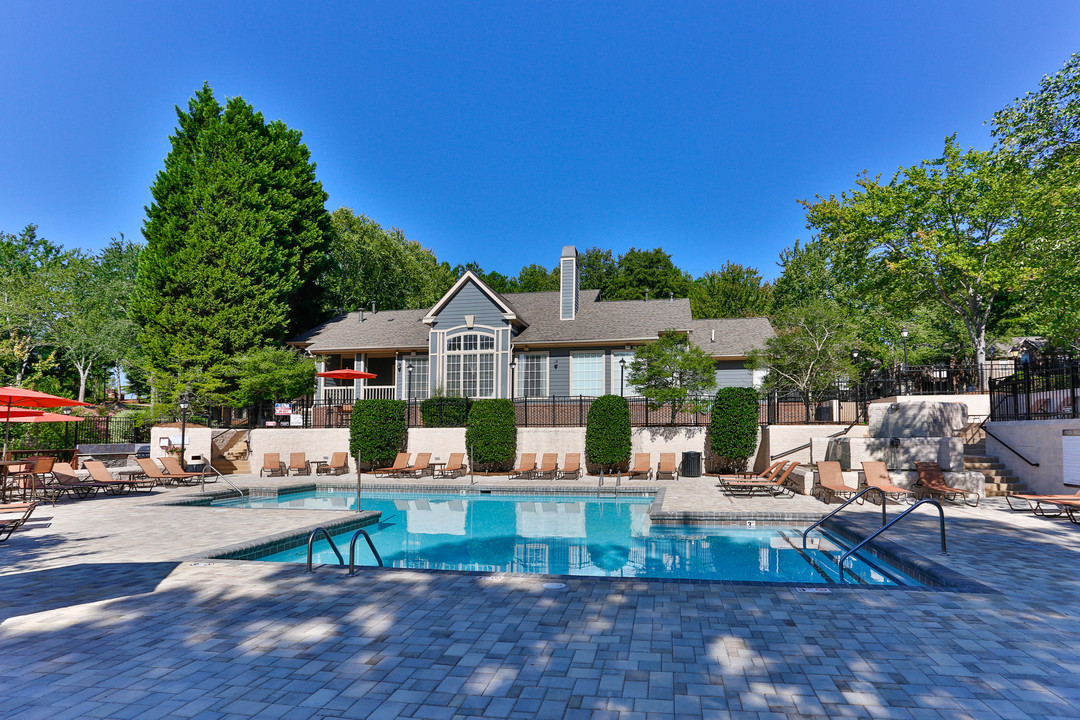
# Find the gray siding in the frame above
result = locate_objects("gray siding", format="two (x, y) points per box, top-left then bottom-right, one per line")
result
(560, 258), (576, 320)
(714, 360), (753, 388)
(548, 348), (571, 395)
(433, 281), (509, 329)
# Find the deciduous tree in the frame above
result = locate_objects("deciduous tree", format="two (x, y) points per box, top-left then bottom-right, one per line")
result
(690, 262), (771, 318)
(628, 332), (716, 423)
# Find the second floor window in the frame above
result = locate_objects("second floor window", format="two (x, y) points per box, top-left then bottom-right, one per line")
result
(446, 333), (496, 397)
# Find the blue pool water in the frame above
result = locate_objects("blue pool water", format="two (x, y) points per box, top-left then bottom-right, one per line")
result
(231, 490), (920, 585)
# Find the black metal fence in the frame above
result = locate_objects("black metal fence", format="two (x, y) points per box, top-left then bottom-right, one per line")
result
(990, 361), (1080, 421)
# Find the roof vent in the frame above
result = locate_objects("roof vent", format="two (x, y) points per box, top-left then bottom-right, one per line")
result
(669, 292), (674, 303)
(711, 328), (715, 343)
(645, 290), (649, 303)
(360, 309), (365, 322)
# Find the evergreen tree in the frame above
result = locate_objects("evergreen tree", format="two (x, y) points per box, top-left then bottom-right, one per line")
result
(133, 83), (331, 394)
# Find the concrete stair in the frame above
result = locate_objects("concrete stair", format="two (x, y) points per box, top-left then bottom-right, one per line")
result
(211, 459), (250, 476)
(963, 441), (1027, 497)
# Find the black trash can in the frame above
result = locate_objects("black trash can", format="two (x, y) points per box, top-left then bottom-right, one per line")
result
(681, 451), (702, 478)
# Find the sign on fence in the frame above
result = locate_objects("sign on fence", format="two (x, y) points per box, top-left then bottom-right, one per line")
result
(274, 403), (292, 416)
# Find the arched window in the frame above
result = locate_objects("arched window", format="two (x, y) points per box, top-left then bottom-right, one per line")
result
(445, 333), (496, 397)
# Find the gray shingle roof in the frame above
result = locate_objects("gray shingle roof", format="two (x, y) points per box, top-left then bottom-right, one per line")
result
(507, 290), (697, 345)
(685, 317), (775, 357)
(289, 308), (430, 353)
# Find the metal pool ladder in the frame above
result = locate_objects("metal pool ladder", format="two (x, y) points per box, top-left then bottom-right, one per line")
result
(200, 464), (245, 501)
(836, 499), (946, 582)
(801, 487), (888, 549)
(304, 527), (383, 574)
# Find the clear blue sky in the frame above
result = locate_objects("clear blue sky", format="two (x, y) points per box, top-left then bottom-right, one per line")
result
(2, 1), (1078, 280)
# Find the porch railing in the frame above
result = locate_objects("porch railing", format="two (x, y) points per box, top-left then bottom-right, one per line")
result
(362, 386), (396, 400)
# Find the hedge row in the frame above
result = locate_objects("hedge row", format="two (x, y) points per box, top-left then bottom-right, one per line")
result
(350, 398), (407, 467)
(709, 387), (759, 473)
(584, 394), (631, 472)
(465, 399), (516, 471)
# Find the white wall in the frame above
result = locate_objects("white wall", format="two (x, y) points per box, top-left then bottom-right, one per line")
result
(986, 419), (1080, 494)
(407, 428), (466, 464)
(248, 429), (352, 470)
(763, 424), (866, 469)
(150, 426), (212, 464)
(879, 394), (991, 422)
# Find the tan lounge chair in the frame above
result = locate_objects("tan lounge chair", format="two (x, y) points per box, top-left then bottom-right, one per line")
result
(718, 460), (798, 497)
(83, 460), (146, 494)
(317, 452), (349, 475)
(0, 502), (37, 542)
(375, 453), (411, 477)
(260, 453), (287, 477)
(656, 453), (679, 481)
(510, 453), (536, 479)
(1037, 498), (1080, 524)
(533, 453), (558, 480)
(52, 462), (107, 503)
(861, 461), (915, 504)
(289, 453), (311, 476)
(136, 457), (176, 487)
(812, 461), (859, 504)
(159, 456), (206, 485)
(558, 453), (581, 480)
(1006, 486), (1080, 515)
(435, 453), (467, 479)
(9, 456), (52, 496)
(915, 462), (980, 507)
(399, 453), (432, 478)
(716, 460), (785, 485)
(627, 453), (651, 480)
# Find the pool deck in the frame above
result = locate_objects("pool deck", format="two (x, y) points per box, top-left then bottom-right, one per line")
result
(2, 472), (1079, 719)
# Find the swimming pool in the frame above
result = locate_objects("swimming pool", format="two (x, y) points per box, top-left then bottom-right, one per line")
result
(235, 490), (921, 585)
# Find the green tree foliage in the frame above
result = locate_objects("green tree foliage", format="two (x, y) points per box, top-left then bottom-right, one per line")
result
(585, 395), (631, 472)
(628, 332), (716, 422)
(579, 247), (618, 297)
(516, 263), (560, 292)
(607, 247), (692, 301)
(752, 300), (858, 423)
(690, 262), (772, 318)
(465, 399), (516, 471)
(228, 346), (315, 409)
(325, 207), (456, 313)
(420, 396), (472, 427)
(350, 399), (407, 468)
(709, 387), (759, 474)
(133, 83), (332, 389)
(993, 54), (1080, 350)
(802, 136), (1036, 368)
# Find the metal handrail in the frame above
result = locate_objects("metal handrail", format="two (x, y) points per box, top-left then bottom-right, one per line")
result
(802, 487), (887, 549)
(304, 527), (345, 573)
(772, 411), (869, 462)
(347, 529), (384, 574)
(200, 463), (245, 499)
(837, 498), (946, 583)
(982, 426), (1040, 467)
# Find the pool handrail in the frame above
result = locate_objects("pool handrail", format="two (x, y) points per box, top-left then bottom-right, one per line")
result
(305, 527), (346, 573)
(837, 498), (946, 583)
(200, 464), (244, 500)
(348, 529), (384, 574)
(802, 486), (887, 549)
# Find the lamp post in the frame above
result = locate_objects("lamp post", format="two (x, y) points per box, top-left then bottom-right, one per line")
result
(509, 360), (516, 399)
(900, 328), (910, 396)
(619, 358), (626, 396)
(406, 362), (413, 401)
(851, 349), (861, 418)
(178, 391), (190, 468)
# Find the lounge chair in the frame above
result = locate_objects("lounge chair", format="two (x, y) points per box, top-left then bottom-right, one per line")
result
(860, 461), (916, 504)
(812, 461), (859, 504)
(375, 453), (410, 477)
(83, 460), (145, 495)
(558, 453), (581, 480)
(510, 453), (536, 479)
(435, 453), (467, 479)
(8, 456), (51, 498)
(136, 457), (175, 487)
(159, 456), (206, 485)
(1006, 486), (1080, 514)
(260, 453), (287, 477)
(627, 453), (651, 480)
(398, 453), (432, 478)
(289, 453), (311, 476)
(716, 460), (785, 486)
(51, 462), (107, 503)
(656, 453), (679, 481)
(718, 460), (798, 497)
(533, 453), (559, 480)
(914, 462), (980, 507)
(317, 452), (349, 475)
(1036, 498), (1080, 524)
(0, 502), (37, 542)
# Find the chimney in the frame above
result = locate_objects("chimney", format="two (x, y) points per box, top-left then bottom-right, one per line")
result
(559, 246), (579, 321)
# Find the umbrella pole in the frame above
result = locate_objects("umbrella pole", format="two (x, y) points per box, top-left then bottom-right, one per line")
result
(1, 399), (10, 502)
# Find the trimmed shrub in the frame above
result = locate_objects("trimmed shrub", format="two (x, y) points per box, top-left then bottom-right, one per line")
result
(350, 399), (407, 468)
(465, 399), (516, 471)
(709, 387), (760, 473)
(585, 394), (631, 472)
(420, 396), (472, 427)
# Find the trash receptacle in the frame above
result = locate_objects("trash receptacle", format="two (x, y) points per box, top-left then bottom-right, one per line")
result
(681, 451), (702, 478)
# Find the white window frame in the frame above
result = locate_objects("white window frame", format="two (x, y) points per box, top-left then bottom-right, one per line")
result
(405, 356), (430, 400)
(611, 350), (640, 396)
(570, 351), (605, 397)
(444, 331), (497, 399)
(516, 352), (549, 398)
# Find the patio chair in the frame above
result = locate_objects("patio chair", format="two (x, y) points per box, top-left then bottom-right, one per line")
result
(435, 453), (467, 479)
(533, 453), (559, 480)
(715, 460), (785, 487)
(860, 461), (916, 504)
(399, 453), (432, 478)
(1006, 486), (1080, 515)
(914, 462), (980, 507)
(51, 462), (106, 503)
(656, 453), (679, 481)
(627, 453), (651, 480)
(1036, 498), (1080, 524)
(317, 452), (349, 476)
(83, 460), (144, 495)
(260, 453), (287, 477)
(718, 460), (798, 497)
(812, 461), (859, 504)
(510, 453), (536, 479)
(288, 453), (311, 476)
(558, 453), (581, 480)
(136, 457), (176, 487)
(374, 453), (410, 477)
(0, 502), (37, 542)
(159, 456), (206, 485)
(8, 456), (49, 497)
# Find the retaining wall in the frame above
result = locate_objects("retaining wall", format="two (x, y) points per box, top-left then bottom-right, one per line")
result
(985, 419), (1080, 494)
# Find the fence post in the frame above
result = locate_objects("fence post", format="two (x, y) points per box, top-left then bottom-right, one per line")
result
(1072, 363), (1079, 420)
(1024, 369), (1033, 420)
(578, 395), (583, 427)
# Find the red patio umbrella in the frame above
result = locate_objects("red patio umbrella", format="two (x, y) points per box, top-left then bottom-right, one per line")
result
(4, 411), (84, 423)
(0, 387), (89, 457)
(316, 369), (377, 380)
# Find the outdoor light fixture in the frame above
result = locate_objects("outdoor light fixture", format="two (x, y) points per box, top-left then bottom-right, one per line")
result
(406, 362), (413, 401)
(900, 329), (910, 395)
(509, 360), (516, 398)
(178, 390), (191, 467)
(619, 358), (627, 396)
(553, 359), (558, 370)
